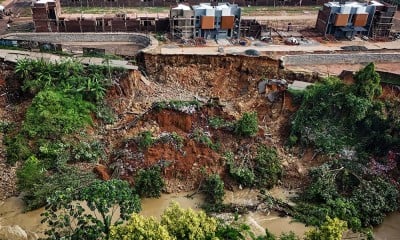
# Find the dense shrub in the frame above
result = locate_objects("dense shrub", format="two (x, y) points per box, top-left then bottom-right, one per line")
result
(41, 179), (141, 240)
(254, 146), (282, 188)
(161, 202), (218, 240)
(16, 156), (44, 191)
(23, 169), (96, 211)
(137, 131), (155, 150)
(305, 217), (347, 240)
(203, 174), (225, 205)
(23, 90), (94, 138)
(134, 166), (165, 198)
(234, 112), (258, 137)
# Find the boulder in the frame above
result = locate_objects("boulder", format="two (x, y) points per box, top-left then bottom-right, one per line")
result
(0, 225), (28, 240)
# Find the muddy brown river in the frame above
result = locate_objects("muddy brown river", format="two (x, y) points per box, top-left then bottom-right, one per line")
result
(0, 190), (399, 239)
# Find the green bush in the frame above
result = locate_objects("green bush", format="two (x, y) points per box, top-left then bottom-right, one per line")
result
(203, 174), (225, 205)
(16, 156), (45, 191)
(5, 134), (32, 164)
(234, 112), (258, 137)
(23, 169), (96, 211)
(23, 90), (94, 138)
(15, 59), (109, 102)
(134, 166), (165, 198)
(225, 151), (255, 187)
(137, 131), (155, 150)
(280, 231), (300, 240)
(305, 217), (347, 240)
(192, 128), (220, 151)
(254, 146), (282, 188)
(209, 116), (230, 129)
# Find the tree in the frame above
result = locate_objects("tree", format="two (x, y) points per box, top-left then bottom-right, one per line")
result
(305, 217), (347, 240)
(134, 166), (165, 198)
(110, 213), (173, 240)
(161, 202), (218, 240)
(353, 63), (382, 100)
(41, 179), (141, 240)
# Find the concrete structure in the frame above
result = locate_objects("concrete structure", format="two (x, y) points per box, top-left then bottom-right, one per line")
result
(31, 0), (169, 32)
(315, 1), (397, 39)
(170, 3), (240, 39)
(57, 0), (330, 8)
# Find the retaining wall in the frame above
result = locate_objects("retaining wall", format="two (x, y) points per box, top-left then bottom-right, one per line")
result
(281, 53), (400, 66)
(2, 33), (151, 47)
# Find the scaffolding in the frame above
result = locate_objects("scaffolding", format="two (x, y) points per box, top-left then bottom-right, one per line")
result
(371, 4), (397, 40)
(170, 16), (195, 39)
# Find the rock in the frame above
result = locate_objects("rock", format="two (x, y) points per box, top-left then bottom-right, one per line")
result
(26, 231), (39, 240)
(0, 225), (28, 240)
(93, 164), (111, 181)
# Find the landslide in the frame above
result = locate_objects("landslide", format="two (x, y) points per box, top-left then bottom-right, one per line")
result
(104, 53), (320, 192)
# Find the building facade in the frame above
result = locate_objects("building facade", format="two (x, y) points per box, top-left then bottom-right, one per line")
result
(170, 3), (241, 39)
(315, 1), (397, 39)
(58, 0), (330, 8)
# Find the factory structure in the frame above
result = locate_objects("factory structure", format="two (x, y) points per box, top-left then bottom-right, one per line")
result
(170, 3), (241, 39)
(315, 1), (397, 39)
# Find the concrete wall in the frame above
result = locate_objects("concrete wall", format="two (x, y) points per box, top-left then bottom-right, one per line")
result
(281, 53), (400, 66)
(3, 32), (151, 47)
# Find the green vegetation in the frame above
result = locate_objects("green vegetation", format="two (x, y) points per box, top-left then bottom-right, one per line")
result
(290, 63), (400, 232)
(305, 217), (347, 240)
(209, 116), (231, 129)
(226, 146), (281, 188)
(161, 202), (218, 240)
(137, 131), (155, 150)
(203, 174), (225, 205)
(134, 166), (165, 198)
(289, 63), (397, 155)
(234, 112), (259, 137)
(110, 213), (173, 240)
(192, 128), (220, 151)
(41, 180), (141, 240)
(6, 59), (118, 210)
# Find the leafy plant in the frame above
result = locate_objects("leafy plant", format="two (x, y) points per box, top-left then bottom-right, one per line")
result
(16, 155), (45, 191)
(203, 174), (225, 205)
(225, 151), (255, 187)
(110, 213), (173, 240)
(161, 202), (218, 240)
(305, 217), (347, 240)
(23, 90), (94, 138)
(23, 169), (96, 211)
(234, 112), (258, 137)
(192, 128), (220, 151)
(137, 131), (154, 150)
(41, 179), (141, 240)
(209, 116), (230, 129)
(134, 166), (165, 198)
(254, 146), (282, 188)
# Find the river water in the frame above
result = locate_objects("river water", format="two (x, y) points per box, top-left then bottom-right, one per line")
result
(0, 190), (399, 239)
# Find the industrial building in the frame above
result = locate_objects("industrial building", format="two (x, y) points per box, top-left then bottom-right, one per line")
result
(170, 3), (241, 39)
(315, 1), (397, 40)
